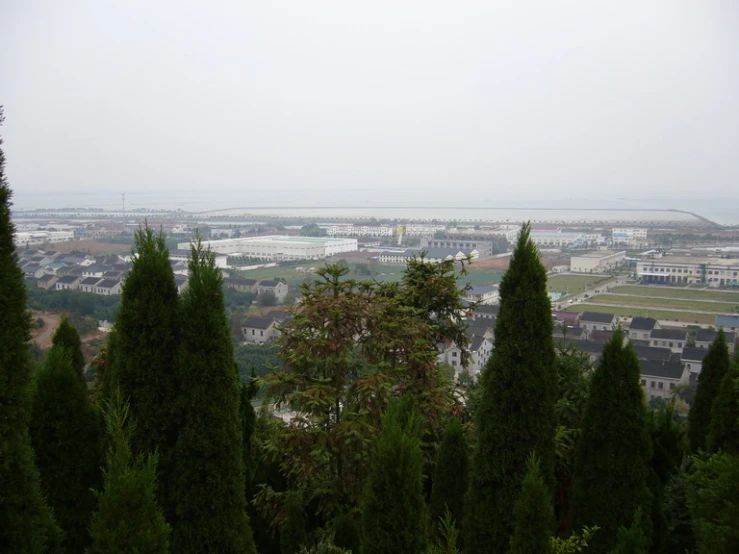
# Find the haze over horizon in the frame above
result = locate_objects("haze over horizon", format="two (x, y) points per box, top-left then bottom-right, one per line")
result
(2, 1), (738, 209)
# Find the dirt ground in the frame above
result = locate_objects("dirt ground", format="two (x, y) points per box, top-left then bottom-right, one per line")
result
(470, 257), (510, 270)
(52, 240), (132, 255)
(30, 311), (62, 349)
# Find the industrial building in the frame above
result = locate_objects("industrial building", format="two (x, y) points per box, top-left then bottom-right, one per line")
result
(636, 256), (739, 286)
(14, 230), (75, 246)
(179, 236), (357, 261)
(612, 228), (648, 247)
(569, 250), (626, 273)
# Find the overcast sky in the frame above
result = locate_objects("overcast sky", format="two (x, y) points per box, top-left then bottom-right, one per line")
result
(1, 0), (738, 208)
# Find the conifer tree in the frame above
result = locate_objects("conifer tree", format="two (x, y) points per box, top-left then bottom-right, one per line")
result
(30, 347), (103, 552)
(108, 225), (180, 519)
(688, 330), (730, 452)
(0, 106), (63, 553)
(707, 361), (739, 454)
(170, 240), (256, 554)
(509, 454), (554, 554)
(464, 222), (557, 553)
(51, 316), (85, 380)
(280, 490), (309, 554)
(88, 390), (170, 553)
(609, 509), (648, 554)
(571, 330), (653, 553)
(430, 417), (469, 529)
(361, 398), (428, 554)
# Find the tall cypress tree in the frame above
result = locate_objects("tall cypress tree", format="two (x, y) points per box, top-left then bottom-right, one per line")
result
(51, 316), (85, 381)
(0, 106), (62, 553)
(571, 330), (653, 553)
(464, 222), (557, 553)
(688, 330), (730, 452)
(609, 509), (649, 554)
(707, 361), (739, 454)
(430, 417), (469, 529)
(509, 454), (554, 554)
(171, 240), (256, 554)
(361, 397), (428, 554)
(88, 390), (170, 553)
(30, 346), (103, 553)
(109, 225), (181, 519)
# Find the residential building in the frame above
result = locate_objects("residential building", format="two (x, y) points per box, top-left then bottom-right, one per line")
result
(694, 328), (736, 355)
(174, 275), (189, 294)
(180, 236), (358, 261)
(640, 359), (684, 400)
(627, 317), (660, 341)
(23, 263), (45, 279)
(681, 346), (707, 382)
(224, 277), (258, 293)
(241, 316), (280, 344)
(36, 274), (59, 289)
(716, 314), (739, 332)
(569, 250), (626, 273)
(471, 304), (499, 322)
(79, 276), (103, 293)
(612, 228), (648, 247)
(55, 275), (81, 291)
(637, 256), (739, 286)
(649, 328), (688, 354)
(552, 311), (581, 327)
(579, 312), (618, 333)
(403, 224), (447, 237)
(257, 280), (288, 303)
(461, 285), (499, 305)
(82, 265), (106, 278)
(94, 279), (122, 296)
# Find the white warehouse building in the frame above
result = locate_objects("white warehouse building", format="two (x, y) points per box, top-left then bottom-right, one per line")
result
(570, 250), (626, 273)
(179, 236), (357, 261)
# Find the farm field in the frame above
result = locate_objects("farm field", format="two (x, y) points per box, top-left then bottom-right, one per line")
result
(565, 303), (716, 325)
(610, 285), (739, 302)
(593, 294), (739, 314)
(547, 274), (614, 297)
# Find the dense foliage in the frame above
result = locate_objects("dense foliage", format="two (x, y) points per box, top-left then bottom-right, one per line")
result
(0, 106), (62, 553)
(26, 286), (120, 322)
(465, 223), (557, 554)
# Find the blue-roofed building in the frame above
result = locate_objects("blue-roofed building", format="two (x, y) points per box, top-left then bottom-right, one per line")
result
(716, 314), (739, 332)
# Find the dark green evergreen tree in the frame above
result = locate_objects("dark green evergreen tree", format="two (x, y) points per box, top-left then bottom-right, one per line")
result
(464, 222), (557, 553)
(706, 361), (739, 454)
(430, 417), (469, 529)
(280, 490), (309, 554)
(662, 460), (695, 554)
(509, 454), (554, 554)
(51, 316), (85, 380)
(609, 508), (649, 554)
(170, 240), (256, 554)
(0, 105), (63, 553)
(686, 451), (739, 553)
(88, 390), (170, 553)
(571, 330), (653, 553)
(361, 398), (428, 554)
(30, 347), (103, 553)
(688, 330), (730, 452)
(241, 366), (259, 494)
(332, 512), (361, 554)
(108, 225), (181, 519)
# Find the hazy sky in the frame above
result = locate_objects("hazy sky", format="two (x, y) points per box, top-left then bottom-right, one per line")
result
(1, 0), (738, 208)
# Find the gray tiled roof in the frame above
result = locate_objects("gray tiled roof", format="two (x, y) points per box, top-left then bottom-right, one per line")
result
(651, 328), (688, 341)
(629, 317), (658, 331)
(581, 311), (616, 324)
(640, 359), (683, 380)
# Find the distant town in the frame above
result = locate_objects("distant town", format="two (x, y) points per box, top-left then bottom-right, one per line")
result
(12, 205), (739, 407)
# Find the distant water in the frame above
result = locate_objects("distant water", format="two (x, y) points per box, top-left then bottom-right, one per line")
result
(11, 190), (739, 225)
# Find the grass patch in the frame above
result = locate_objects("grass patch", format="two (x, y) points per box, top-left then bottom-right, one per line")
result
(547, 274), (614, 297)
(565, 303), (716, 325)
(594, 294), (739, 313)
(610, 285), (739, 302)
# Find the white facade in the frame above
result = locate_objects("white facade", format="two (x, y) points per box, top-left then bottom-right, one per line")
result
(637, 256), (739, 286)
(325, 224), (395, 237)
(570, 250), (626, 273)
(612, 228), (648, 247)
(180, 236), (357, 261)
(14, 231), (75, 246)
(403, 224), (447, 237)
(530, 231), (583, 248)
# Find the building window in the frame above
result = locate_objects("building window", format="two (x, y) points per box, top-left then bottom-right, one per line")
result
(658, 382), (664, 390)
(260, 331), (264, 336)
(452, 352), (458, 357)
(641, 379), (646, 386)
(452, 361), (457, 367)
(670, 383), (675, 390)
(651, 381), (656, 388)
(252, 329), (255, 335)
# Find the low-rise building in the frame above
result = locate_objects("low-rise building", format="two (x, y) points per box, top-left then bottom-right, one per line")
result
(627, 317), (659, 341)
(462, 285), (499, 305)
(694, 328), (736, 355)
(55, 275), (81, 291)
(716, 314), (739, 332)
(640, 359), (684, 400)
(36, 274), (59, 289)
(681, 346), (707, 382)
(579, 311), (618, 333)
(241, 316), (280, 344)
(649, 328), (689, 353)
(569, 250), (626, 273)
(637, 256), (739, 286)
(79, 276), (103, 293)
(612, 228), (648, 247)
(257, 280), (288, 303)
(180, 236), (357, 261)
(94, 279), (122, 296)
(224, 277), (258, 293)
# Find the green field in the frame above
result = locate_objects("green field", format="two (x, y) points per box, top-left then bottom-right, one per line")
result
(565, 303), (716, 325)
(610, 285), (739, 302)
(594, 294), (739, 314)
(231, 261), (502, 287)
(547, 274), (614, 297)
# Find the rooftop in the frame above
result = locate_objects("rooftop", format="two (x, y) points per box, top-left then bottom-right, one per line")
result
(629, 317), (658, 331)
(581, 311), (616, 324)
(651, 328), (688, 340)
(640, 359), (683, 380)
(640, 256), (739, 267)
(572, 250), (626, 259)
